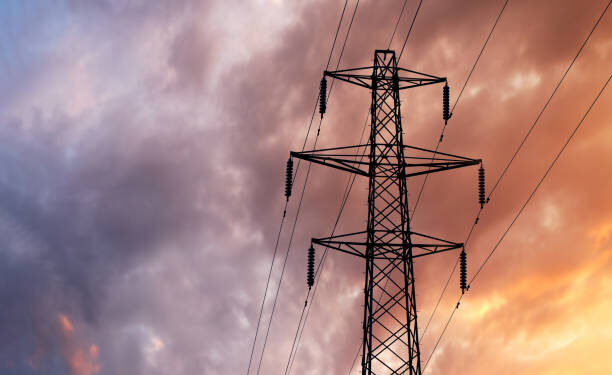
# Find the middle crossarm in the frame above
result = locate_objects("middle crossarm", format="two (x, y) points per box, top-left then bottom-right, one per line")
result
(290, 144), (481, 178)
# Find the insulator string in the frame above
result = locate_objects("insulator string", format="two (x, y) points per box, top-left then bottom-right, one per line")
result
(478, 165), (485, 208)
(459, 249), (467, 294)
(307, 246), (315, 289)
(443, 83), (450, 123)
(319, 77), (327, 118)
(285, 158), (293, 199)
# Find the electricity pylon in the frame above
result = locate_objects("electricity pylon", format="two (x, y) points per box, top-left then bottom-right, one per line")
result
(289, 50), (483, 374)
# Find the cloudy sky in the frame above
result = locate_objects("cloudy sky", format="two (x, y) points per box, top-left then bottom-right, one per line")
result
(0, 0), (611, 374)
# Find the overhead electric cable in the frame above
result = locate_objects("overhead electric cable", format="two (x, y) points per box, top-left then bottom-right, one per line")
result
(254, 1), (361, 374)
(285, 115), (369, 375)
(388, 0), (409, 50)
(419, 0), (611, 340)
(410, 0), (509, 222)
(398, 0), (424, 61)
(281, 1), (365, 373)
(416, 0), (510, 339)
(422, 294), (461, 372)
(469, 74), (611, 285)
(245, 2), (349, 374)
(423, 72), (611, 374)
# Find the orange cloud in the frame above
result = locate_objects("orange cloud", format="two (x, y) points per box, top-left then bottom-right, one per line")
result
(57, 314), (101, 375)
(59, 314), (74, 334)
(68, 344), (101, 375)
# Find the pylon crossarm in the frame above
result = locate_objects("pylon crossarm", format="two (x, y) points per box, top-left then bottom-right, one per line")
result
(311, 230), (462, 259)
(402, 144), (481, 177)
(403, 144), (478, 161)
(374, 244), (461, 259)
(291, 144), (481, 178)
(396, 67), (446, 80)
(397, 78), (445, 90)
(324, 65), (446, 90)
(325, 67), (373, 89)
(290, 145), (369, 177)
(312, 230), (368, 258)
(403, 159), (480, 178)
(311, 240), (366, 258)
(410, 231), (463, 258)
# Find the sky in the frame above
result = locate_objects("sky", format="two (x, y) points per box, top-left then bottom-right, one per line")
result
(0, 0), (611, 374)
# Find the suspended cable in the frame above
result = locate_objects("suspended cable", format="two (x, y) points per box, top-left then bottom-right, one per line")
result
(287, 115), (368, 375)
(253, 2), (361, 374)
(245, 2), (349, 374)
(387, 0), (409, 50)
(423, 73), (611, 373)
(398, 0), (424, 61)
(257, 114), (332, 375)
(283, 2), (363, 370)
(470, 74), (611, 284)
(487, 0), (611, 199)
(422, 294), (462, 373)
(419, 0), (610, 340)
(410, 0), (509, 222)
(451, 0), (510, 123)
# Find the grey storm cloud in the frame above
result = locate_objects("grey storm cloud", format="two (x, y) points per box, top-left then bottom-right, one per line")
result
(0, 1), (249, 374)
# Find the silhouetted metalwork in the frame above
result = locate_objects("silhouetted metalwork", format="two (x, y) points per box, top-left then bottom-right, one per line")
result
(460, 249), (467, 294)
(478, 165), (485, 208)
(290, 50), (483, 375)
(285, 158), (293, 199)
(319, 77), (327, 118)
(307, 245), (315, 289)
(443, 83), (450, 123)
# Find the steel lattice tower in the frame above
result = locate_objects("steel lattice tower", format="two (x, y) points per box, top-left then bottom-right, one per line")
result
(290, 50), (481, 375)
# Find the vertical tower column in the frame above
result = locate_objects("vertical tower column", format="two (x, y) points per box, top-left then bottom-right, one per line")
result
(362, 50), (420, 375)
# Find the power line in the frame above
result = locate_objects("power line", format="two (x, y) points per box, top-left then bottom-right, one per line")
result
(416, 0), (511, 339)
(398, 0), (424, 61)
(258, 116), (329, 375)
(469, 74), (611, 285)
(487, 0), (611, 199)
(256, 137), (315, 375)
(419, 0), (611, 341)
(325, 0), (351, 70)
(451, 0), (510, 116)
(254, 1), (362, 374)
(388, 0), (409, 50)
(245, 207), (287, 375)
(286, 115), (368, 375)
(245, 2), (350, 374)
(423, 72), (610, 374)
(422, 293), (462, 372)
(410, 0), (509, 222)
(281, 2), (365, 372)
